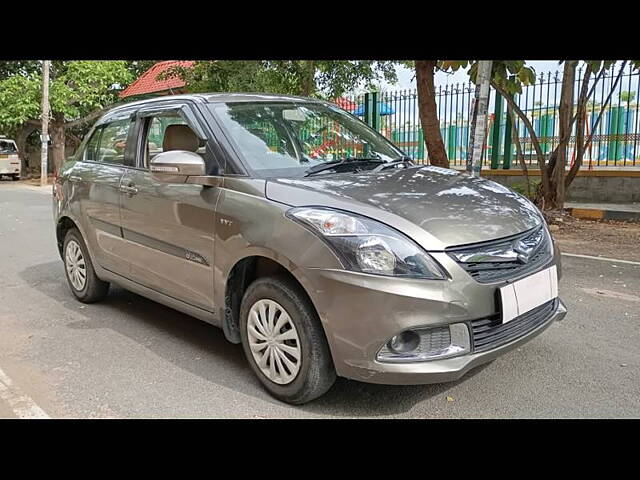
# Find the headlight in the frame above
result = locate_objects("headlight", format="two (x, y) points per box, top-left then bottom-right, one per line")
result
(286, 207), (447, 280)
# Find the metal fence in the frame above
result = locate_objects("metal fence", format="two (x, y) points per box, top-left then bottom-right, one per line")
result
(341, 63), (640, 169)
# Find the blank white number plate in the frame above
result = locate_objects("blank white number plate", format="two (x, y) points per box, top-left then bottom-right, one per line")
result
(499, 265), (558, 324)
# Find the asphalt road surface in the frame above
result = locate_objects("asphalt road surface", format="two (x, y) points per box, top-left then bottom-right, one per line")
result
(1, 181), (638, 418)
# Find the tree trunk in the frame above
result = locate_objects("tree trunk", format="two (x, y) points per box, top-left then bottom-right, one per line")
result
(549, 61), (577, 209)
(491, 80), (551, 206)
(508, 105), (531, 198)
(14, 124), (38, 175)
(301, 60), (315, 97)
(565, 65), (593, 188)
(565, 62), (627, 189)
(50, 113), (66, 176)
(415, 60), (449, 168)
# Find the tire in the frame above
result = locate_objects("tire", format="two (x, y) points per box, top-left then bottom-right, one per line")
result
(239, 276), (336, 404)
(12, 174), (19, 181)
(63, 228), (109, 303)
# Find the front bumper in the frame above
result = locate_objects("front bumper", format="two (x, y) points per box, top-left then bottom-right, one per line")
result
(301, 249), (565, 385)
(343, 299), (566, 385)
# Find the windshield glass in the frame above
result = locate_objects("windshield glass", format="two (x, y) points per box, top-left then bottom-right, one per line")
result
(210, 102), (403, 177)
(0, 140), (17, 154)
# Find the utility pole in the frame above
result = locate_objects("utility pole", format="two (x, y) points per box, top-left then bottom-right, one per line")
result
(40, 60), (50, 186)
(466, 60), (493, 177)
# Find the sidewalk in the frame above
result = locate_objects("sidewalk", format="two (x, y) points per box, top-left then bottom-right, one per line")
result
(565, 202), (640, 222)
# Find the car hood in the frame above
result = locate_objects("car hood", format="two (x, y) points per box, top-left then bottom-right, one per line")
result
(265, 165), (542, 250)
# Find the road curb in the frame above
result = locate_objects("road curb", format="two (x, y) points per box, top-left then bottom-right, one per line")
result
(568, 207), (640, 222)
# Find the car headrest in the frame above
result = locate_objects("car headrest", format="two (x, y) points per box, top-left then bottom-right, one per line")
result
(163, 124), (199, 152)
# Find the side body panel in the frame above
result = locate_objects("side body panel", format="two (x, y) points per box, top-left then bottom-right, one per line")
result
(119, 169), (221, 311)
(66, 161), (129, 275)
(212, 176), (344, 317)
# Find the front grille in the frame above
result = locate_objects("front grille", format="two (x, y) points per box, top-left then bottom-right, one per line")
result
(447, 225), (553, 284)
(470, 299), (557, 353)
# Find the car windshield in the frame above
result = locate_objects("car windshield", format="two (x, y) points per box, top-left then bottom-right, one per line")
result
(210, 102), (404, 177)
(0, 140), (17, 154)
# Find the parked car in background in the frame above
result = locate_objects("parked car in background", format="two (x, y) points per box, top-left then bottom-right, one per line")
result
(0, 136), (20, 180)
(53, 93), (567, 404)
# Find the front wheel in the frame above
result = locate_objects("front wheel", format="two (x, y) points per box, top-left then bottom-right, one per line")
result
(239, 276), (336, 404)
(63, 228), (109, 303)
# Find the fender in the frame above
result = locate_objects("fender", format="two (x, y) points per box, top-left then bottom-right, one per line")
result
(216, 245), (324, 317)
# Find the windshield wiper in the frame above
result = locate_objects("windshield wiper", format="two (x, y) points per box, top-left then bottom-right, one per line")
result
(304, 157), (384, 177)
(371, 156), (415, 172)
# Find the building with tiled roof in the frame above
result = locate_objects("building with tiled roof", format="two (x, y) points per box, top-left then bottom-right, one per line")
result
(119, 61), (195, 99)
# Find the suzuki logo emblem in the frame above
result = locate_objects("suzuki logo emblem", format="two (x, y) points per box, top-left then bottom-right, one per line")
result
(513, 239), (534, 264)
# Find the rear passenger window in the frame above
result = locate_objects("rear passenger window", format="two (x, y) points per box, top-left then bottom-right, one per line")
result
(96, 119), (132, 165)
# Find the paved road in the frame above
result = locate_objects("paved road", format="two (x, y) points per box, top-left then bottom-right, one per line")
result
(1, 181), (639, 418)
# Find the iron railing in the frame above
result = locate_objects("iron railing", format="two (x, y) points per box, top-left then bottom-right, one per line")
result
(340, 63), (640, 168)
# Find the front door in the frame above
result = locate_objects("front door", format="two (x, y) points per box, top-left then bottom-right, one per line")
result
(119, 108), (221, 312)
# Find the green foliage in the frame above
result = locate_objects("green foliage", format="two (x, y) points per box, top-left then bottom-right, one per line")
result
(620, 90), (636, 103)
(168, 60), (401, 99)
(511, 178), (541, 200)
(0, 73), (41, 128)
(313, 61), (399, 98)
(583, 60), (617, 73)
(0, 61), (133, 131)
(0, 61), (40, 81)
(440, 60), (536, 94)
(126, 60), (160, 78)
(49, 61), (133, 119)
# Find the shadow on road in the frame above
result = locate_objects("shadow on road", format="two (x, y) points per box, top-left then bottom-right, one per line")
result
(20, 260), (488, 417)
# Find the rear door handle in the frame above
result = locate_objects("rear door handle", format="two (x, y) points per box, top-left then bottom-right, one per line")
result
(120, 184), (138, 195)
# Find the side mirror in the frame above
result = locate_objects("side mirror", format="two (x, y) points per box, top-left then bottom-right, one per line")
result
(149, 150), (205, 183)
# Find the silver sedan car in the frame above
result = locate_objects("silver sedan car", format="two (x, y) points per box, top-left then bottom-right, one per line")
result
(53, 93), (566, 404)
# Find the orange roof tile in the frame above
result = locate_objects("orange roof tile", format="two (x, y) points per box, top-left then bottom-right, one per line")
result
(119, 60), (195, 99)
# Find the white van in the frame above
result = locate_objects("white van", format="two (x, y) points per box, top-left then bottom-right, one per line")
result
(0, 136), (20, 180)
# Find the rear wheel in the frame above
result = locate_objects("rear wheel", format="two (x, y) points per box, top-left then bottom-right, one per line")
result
(239, 276), (336, 404)
(11, 174), (19, 181)
(63, 228), (109, 303)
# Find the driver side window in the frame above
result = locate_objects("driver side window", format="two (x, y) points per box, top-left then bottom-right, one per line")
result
(142, 114), (205, 168)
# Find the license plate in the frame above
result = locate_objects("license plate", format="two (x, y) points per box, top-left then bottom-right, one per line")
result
(499, 266), (558, 323)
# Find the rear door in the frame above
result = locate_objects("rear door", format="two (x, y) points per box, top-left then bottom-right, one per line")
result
(70, 113), (133, 275)
(118, 104), (222, 312)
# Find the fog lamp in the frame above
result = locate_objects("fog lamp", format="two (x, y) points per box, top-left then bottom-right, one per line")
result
(377, 323), (471, 363)
(388, 331), (420, 354)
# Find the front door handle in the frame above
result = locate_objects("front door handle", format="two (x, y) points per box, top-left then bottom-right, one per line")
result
(120, 184), (138, 195)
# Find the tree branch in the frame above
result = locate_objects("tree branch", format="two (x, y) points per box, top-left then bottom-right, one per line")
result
(491, 80), (546, 172)
(63, 105), (113, 129)
(564, 64), (594, 187)
(507, 104), (530, 197)
(547, 64), (605, 172)
(581, 61), (627, 154)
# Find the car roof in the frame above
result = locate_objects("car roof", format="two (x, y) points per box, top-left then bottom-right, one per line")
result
(106, 92), (324, 115)
(99, 93), (334, 126)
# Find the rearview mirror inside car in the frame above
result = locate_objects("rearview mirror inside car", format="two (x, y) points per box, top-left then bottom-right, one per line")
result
(282, 108), (307, 122)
